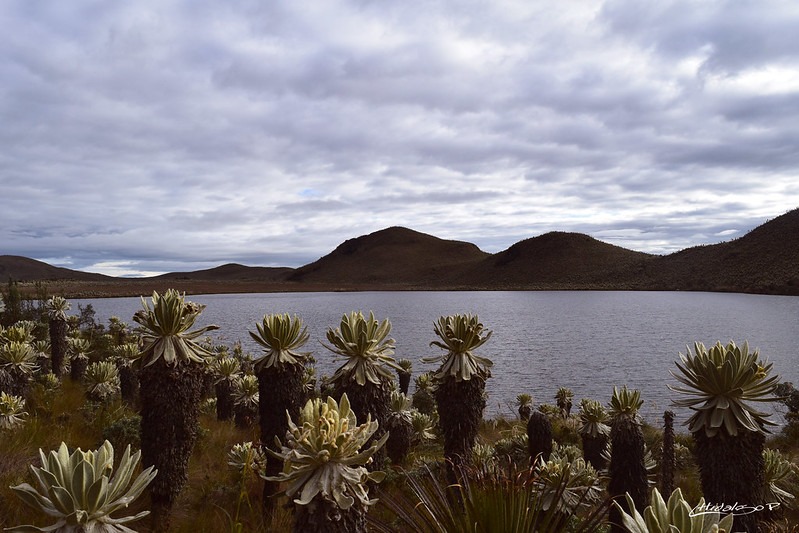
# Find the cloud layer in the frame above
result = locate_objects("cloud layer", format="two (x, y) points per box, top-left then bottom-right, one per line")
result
(2, 0), (798, 276)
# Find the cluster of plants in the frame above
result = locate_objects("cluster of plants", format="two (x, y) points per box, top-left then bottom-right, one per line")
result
(1, 287), (799, 532)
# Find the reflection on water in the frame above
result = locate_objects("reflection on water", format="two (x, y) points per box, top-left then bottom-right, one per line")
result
(76, 291), (799, 427)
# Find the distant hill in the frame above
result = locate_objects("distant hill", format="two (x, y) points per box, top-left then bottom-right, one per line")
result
(457, 232), (653, 289)
(154, 263), (293, 282)
(287, 226), (490, 286)
(0, 255), (110, 282)
(648, 208), (799, 295)
(3, 209), (799, 296)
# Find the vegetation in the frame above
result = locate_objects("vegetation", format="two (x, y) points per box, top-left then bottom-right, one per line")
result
(6, 440), (156, 532)
(2, 290), (799, 532)
(670, 340), (781, 532)
(248, 312), (312, 514)
(132, 289), (219, 531)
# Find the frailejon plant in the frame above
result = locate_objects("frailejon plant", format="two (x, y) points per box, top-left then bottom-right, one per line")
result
(7, 440), (157, 533)
(323, 311), (400, 471)
(211, 355), (241, 421)
(68, 337), (91, 382)
(85, 360), (121, 402)
(763, 448), (797, 508)
(131, 289), (219, 531)
(608, 386), (647, 533)
(249, 313), (311, 514)
(578, 398), (610, 471)
(267, 393), (388, 533)
(396, 359), (412, 395)
(517, 393), (533, 421)
(555, 387), (574, 418)
(113, 343), (140, 405)
(669, 340), (780, 533)
(232, 374), (259, 428)
(45, 296), (70, 378)
(423, 314), (493, 470)
(615, 487), (734, 533)
(385, 391), (414, 465)
(0, 391), (27, 430)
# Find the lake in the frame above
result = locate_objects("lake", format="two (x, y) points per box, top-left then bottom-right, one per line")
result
(73, 291), (799, 428)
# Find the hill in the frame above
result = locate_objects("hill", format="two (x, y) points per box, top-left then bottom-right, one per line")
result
(154, 263), (293, 282)
(287, 226), (490, 287)
(649, 208), (799, 295)
(3, 210), (799, 296)
(456, 232), (653, 289)
(0, 255), (110, 282)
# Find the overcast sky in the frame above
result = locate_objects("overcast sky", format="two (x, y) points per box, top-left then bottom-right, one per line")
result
(2, 1), (798, 277)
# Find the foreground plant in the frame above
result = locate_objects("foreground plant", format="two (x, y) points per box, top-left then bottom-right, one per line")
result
(7, 440), (157, 532)
(371, 460), (608, 533)
(423, 314), (493, 470)
(670, 340), (780, 533)
(615, 487), (733, 533)
(323, 311), (400, 471)
(578, 398), (610, 471)
(249, 313), (311, 513)
(45, 296), (70, 378)
(132, 289), (218, 531)
(85, 360), (121, 402)
(0, 340), (38, 395)
(608, 385), (647, 533)
(0, 391), (27, 429)
(267, 394), (388, 533)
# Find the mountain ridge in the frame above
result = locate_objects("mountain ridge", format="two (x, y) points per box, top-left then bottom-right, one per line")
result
(3, 210), (799, 296)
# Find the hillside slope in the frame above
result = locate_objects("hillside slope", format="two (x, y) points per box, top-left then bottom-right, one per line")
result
(456, 232), (654, 289)
(650, 208), (799, 294)
(0, 256), (110, 282)
(287, 226), (490, 286)
(154, 263), (293, 282)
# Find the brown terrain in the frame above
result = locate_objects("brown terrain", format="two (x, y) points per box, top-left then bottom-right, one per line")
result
(3, 208), (799, 298)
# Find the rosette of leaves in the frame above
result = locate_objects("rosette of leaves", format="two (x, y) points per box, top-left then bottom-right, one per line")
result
(131, 290), (218, 530)
(763, 448), (797, 507)
(517, 393), (533, 421)
(232, 374), (259, 428)
(1, 322), (36, 344)
(267, 394), (388, 532)
(228, 441), (267, 479)
(555, 387), (574, 418)
(0, 340), (38, 395)
(113, 343), (140, 404)
(578, 398), (610, 471)
(411, 411), (436, 445)
(386, 390), (414, 465)
(32, 339), (51, 374)
(211, 355), (241, 420)
(131, 289), (219, 367)
(669, 340), (780, 533)
(424, 314), (493, 472)
(68, 337), (91, 381)
(7, 440), (157, 532)
(608, 386), (647, 533)
(396, 358), (412, 395)
(248, 313), (312, 512)
(250, 313), (311, 370)
(616, 487), (734, 533)
(0, 391), (28, 430)
(324, 311), (401, 386)
(45, 296), (70, 378)
(535, 454), (603, 517)
(670, 340), (780, 437)
(85, 360), (121, 402)
(422, 314), (493, 382)
(411, 372), (436, 415)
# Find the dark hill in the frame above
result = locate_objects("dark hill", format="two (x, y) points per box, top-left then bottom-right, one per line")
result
(0, 255), (110, 282)
(155, 263), (293, 282)
(651, 208), (799, 294)
(287, 226), (490, 286)
(457, 232), (654, 289)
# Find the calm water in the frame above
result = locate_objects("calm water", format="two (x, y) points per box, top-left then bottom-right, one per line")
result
(74, 291), (799, 427)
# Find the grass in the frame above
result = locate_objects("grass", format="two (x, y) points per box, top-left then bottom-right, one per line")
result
(2, 366), (799, 531)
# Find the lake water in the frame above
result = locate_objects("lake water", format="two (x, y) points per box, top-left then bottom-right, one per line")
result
(74, 291), (799, 428)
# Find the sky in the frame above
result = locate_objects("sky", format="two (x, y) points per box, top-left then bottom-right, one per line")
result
(2, 1), (799, 277)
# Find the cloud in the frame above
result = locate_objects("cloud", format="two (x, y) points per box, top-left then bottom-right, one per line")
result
(1, 0), (797, 276)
